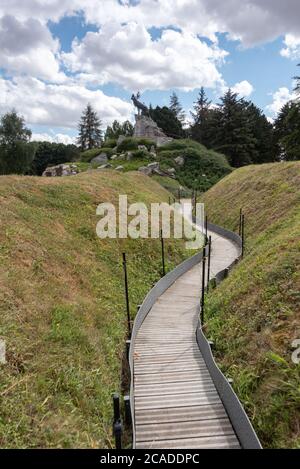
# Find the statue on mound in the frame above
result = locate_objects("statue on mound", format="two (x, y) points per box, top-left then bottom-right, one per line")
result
(131, 91), (173, 147)
(131, 92), (150, 116)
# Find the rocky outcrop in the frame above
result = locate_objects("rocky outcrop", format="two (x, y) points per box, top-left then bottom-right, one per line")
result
(138, 162), (176, 178)
(133, 115), (173, 147)
(42, 164), (79, 177)
(91, 153), (108, 165)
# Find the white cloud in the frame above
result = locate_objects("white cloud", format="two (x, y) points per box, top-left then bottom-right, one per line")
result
(280, 34), (300, 59)
(2, 1), (300, 49)
(232, 80), (254, 98)
(63, 22), (228, 91)
(266, 87), (296, 117)
(0, 76), (133, 129)
(31, 132), (76, 144)
(0, 15), (65, 82)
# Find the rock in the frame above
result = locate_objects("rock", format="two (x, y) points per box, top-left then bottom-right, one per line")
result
(91, 153), (108, 165)
(134, 115), (173, 147)
(42, 164), (79, 177)
(147, 162), (159, 170)
(138, 166), (153, 176)
(156, 136), (173, 147)
(138, 145), (148, 151)
(115, 165), (124, 171)
(174, 156), (185, 167)
(111, 155), (118, 160)
(126, 151), (133, 161)
(150, 145), (156, 153)
(166, 167), (176, 175)
(117, 135), (126, 146)
(98, 163), (112, 169)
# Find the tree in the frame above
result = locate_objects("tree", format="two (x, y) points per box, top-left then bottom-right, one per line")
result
(105, 120), (134, 140)
(150, 105), (185, 138)
(244, 101), (277, 163)
(274, 101), (300, 161)
(212, 90), (257, 167)
(0, 110), (36, 175)
(30, 142), (79, 175)
(169, 92), (185, 124)
(190, 87), (212, 147)
(0, 110), (31, 145)
(77, 104), (103, 150)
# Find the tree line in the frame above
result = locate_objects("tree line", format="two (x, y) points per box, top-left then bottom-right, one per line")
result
(0, 65), (299, 175)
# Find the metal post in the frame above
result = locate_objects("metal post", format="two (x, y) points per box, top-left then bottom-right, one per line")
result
(207, 235), (212, 291)
(122, 253), (131, 336)
(239, 208), (243, 236)
(124, 396), (132, 427)
(205, 215), (208, 244)
(126, 340), (131, 362)
(160, 229), (166, 277)
(113, 393), (122, 449)
(241, 214), (245, 258)
(201, 247), (206, 324)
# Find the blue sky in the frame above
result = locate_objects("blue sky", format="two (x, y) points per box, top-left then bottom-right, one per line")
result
(0, 1), (299, 143)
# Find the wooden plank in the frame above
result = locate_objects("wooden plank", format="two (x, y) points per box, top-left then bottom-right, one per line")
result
(135, 380), (215, 397)
(136, 418), (235, 442)
(135, 403), (228, 425)
(135, 370), (211, 385)
(135, 391), (221, 410)
(136, 434), (240, 449)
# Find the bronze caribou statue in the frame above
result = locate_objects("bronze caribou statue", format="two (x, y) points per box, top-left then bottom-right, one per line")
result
(131, 92), (150, 116)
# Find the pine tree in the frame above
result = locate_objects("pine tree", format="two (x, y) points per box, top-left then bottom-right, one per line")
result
(105, 120), (134, 140)
(190, 87), (212, 146)
(77, 104), (103, 150)
(274, 101), (300, 161)
(169, 92), (185, 124)
(245, 102), (277, 163)
(213, 89), (257, 167)
(150, 105), (185, 138)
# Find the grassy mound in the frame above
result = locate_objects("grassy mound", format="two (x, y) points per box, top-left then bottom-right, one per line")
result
(157, 139), (232, 191)
(201, 162), (300, 448)
(0, 171), (190, 448)
(77, 138), (230, 194)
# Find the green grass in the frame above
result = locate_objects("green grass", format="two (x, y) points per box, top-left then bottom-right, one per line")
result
(201, 162), (300, 448)
(75, 138), (231, 193)
(152, 175), (192, 198)
(0, 171), (190, 448)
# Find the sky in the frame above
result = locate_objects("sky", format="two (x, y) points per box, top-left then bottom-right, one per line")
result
(0, 0), (299, 144)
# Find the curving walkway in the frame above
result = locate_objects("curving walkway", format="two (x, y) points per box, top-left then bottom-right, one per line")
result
(132, 201), (256, 449)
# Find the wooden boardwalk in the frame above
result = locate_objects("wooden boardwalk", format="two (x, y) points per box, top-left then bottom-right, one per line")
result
(133, 205), (241, 449)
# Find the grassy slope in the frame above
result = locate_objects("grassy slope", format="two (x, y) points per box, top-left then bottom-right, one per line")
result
(201, 162), (300, 448)
(0, 171), (190, 448)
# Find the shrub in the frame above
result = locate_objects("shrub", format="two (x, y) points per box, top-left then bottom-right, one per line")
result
(80, 148), (102, 162)
(0, 141), (37, 175)
(117, 137), (156, 153)
(158, 139), (232, 191)
(103, 138), (117, 149)
(131, 149), (150, 159)
(30, 142), (79, 175)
